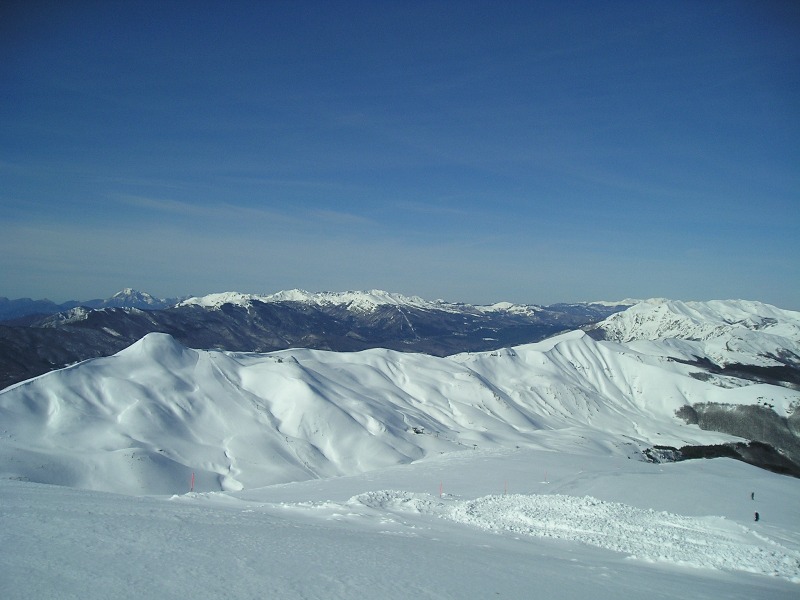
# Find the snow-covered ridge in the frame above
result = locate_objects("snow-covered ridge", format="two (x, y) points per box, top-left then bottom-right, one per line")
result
(594, 299), (800, 367)
(584, 298), (642, 307)
(177, 291), (264, 309)
(38, 306), (142, 327)
(177, 288), (542, 314)
(3, 320), (800, 595)
(38, 306), (93, 326)
(473, 301), (540, 316)
(264, 289), (437, 312)
(2, 329), (797, 495)
(178, 289), (436, 311)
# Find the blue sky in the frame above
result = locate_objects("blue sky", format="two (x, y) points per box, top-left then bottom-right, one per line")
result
(2, 1), (798, 307)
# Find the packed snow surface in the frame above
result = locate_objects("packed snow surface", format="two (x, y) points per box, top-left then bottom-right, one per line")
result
(352, 490), (799, 580)
(3, 451), (799, 599)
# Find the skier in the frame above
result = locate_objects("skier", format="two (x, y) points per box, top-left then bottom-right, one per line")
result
(751, 491), (755, 500)
(754, 511), (760, 522)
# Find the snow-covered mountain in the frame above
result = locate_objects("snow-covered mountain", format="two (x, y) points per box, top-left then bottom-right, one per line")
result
(101, 287), (171, 309)
(178, 288), (551, 315)
(2, 326), (797, 495)
(179, 288), (446, 312)
(589, 298), (800, 370)
(0, 290), (630, 390)
(0, 288), (180, 323)
(178, 288), (639, 317)
(3, 298), (800, 597)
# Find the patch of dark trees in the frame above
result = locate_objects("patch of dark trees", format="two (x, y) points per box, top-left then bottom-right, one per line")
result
(650, 401), (800, 477)
(643, 441), (800, 478)
(676, 402), (800, 464)
(682, 355), (800, 389)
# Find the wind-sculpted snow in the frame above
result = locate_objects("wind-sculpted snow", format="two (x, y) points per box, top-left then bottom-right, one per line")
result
(2, 330), (799, 494)
(277, 490), (800, 582)
(448, 494), (800, 580)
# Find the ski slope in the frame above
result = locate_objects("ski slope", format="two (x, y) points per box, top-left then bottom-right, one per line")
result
(2, 449), (799, 599)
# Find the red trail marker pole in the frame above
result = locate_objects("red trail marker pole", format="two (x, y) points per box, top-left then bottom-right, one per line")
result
(190, 472), (195, 492)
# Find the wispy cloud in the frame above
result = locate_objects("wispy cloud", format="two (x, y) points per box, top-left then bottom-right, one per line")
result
(114, 194), (299, 224)
(309, 209), (377, 227)
(217, 174), (370, 194)
(117, 194), (201, 215)
(392, 199), (483, 219)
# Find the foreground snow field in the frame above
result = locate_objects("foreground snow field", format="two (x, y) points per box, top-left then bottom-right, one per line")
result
(2, 449), (799, 599)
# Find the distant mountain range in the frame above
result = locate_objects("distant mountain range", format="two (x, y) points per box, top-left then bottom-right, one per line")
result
(0, 288), (182, 323)
(0, 288), (634, 390)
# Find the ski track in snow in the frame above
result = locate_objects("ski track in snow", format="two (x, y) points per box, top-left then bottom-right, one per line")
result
(280, 490), (800, 583)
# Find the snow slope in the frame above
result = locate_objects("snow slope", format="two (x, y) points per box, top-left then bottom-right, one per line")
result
(2, 449), (799, 599)
(1, 330), (797, 495)
(594, 298), (800, 368)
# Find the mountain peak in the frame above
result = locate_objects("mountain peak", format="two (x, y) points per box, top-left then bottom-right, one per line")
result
(111, 288), (154, 301)
(115, 332), (197, 368)
(177, 291), (261, 309)
(592, 298), (800, 368)
(179, 289), (444, 312)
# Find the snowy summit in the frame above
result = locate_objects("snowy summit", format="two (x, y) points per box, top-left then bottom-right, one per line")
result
(176, 288), (545, 315)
